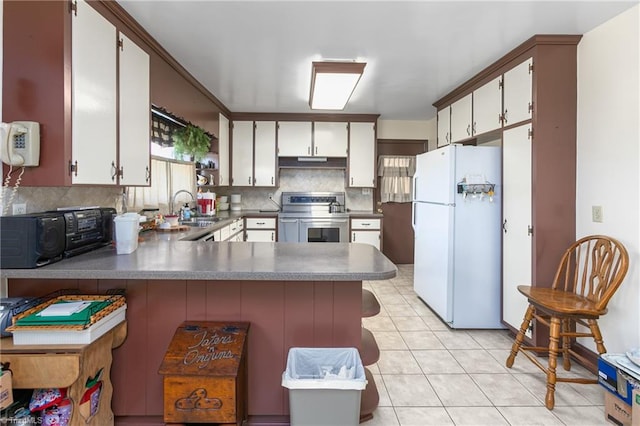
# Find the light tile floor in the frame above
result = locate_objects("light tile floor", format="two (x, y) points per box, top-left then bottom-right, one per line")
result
(362, 264), (607, 426)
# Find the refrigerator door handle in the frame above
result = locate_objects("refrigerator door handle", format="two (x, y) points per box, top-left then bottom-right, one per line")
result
(413, 176), (418, 201)
(411, 203), (416, 231)
(502, 219), (507, 234)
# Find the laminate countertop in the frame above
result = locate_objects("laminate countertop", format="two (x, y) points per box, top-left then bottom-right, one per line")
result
(1, 240), (396, 281)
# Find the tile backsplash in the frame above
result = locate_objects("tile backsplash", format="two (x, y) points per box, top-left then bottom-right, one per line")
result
(214, 168), (374, 211)
(4, 186), (123, 215)
(5, 169), (373, 215)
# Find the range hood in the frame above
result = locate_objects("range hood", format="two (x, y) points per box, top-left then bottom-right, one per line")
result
(278, 156), (347, 169)
(297, 157), (328, 162)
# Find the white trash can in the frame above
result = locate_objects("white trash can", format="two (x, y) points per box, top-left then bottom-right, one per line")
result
(282, 347), (367, 426)
(113, 213), (140, 254)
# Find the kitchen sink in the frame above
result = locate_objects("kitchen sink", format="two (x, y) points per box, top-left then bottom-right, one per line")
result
(179, 217), (222, 227)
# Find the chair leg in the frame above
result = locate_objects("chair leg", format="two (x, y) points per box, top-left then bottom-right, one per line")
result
(561, 319), (571, 371)
(506, 304), (535, 368)
(545, 316), (561, 410)
(588, 319), (607, 354)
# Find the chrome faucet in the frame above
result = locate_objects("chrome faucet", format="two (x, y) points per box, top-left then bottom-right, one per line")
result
(169, 190), (195, 215)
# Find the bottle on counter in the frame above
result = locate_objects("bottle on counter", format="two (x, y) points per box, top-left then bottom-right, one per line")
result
(181, 203), (191, 220)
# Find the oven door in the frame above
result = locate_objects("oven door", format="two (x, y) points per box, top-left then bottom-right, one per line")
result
(299, 218), (349, 243)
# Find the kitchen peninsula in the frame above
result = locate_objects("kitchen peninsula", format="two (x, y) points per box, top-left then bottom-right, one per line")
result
(1, 239), (396, 424)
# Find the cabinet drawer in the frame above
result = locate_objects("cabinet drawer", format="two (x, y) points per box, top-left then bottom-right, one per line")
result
(245, 218), (276, 229)
(221, 225), (231, 241)
(351, 219), (381, 230)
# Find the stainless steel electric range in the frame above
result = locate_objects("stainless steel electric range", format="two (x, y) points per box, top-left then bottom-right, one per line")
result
(277, 192), (348, 243)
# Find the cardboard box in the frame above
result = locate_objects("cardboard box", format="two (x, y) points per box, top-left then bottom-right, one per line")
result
(0, 370), (13, 410)
(599, 356), (637, 405)
(632, 388), (640, 426)
(605, 391), (632, 426)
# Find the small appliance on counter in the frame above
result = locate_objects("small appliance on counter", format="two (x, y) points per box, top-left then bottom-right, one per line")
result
(0, 207), (116, 269)
(230, 193), (242, 211)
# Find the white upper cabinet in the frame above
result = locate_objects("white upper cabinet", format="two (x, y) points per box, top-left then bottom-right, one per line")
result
(472, 75), (503, 136)
(253, 121), (276, 187)
(231, 121), (254, 186)
(231, 121), (276, 187)
(72, 0), (117, 184)
(118, 32), (150, 186)
(450, 93), (473, 142)
(277, 121), (312, 157)
(72, 0), (150, 185)
(313, 122), (348, 157)
(348, 122), (376, 188)
(503, 57), (533, 126)
(437, 106), (451, 148)
(218, 114), (230, 186)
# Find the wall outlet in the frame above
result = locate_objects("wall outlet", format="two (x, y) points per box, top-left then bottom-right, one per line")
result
(12, 203), (27, 215)
(267, 193), (274, 200)
(592, 205), (603, 223)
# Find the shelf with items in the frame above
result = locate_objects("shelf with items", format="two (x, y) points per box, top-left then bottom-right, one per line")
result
(456, 177), (496, 202)
(196, 168), (219, 187)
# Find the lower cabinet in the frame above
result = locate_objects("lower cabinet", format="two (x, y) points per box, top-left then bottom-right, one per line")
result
(245, 217), (276, 242)
(350, 218), (381, 250)
(219, 218), (244, 242)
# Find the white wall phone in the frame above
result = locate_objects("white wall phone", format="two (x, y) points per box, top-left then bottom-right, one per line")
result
(1, 121), (40, 167)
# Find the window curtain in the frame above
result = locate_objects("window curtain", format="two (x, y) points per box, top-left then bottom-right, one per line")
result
(127, 157), (195, 213)
(377, 155), (416, 203)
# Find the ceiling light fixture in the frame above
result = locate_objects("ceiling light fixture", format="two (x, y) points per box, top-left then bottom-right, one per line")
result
(309, 61), (366, 110)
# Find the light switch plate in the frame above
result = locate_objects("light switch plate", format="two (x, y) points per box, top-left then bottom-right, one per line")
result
(592, 205), (603, 223)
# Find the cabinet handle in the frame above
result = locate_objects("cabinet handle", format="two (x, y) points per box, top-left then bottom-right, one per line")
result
(257, 222), (265, 225)
(315, 146), (318, 155)
(445, 132), (449, 143)
(528, 225), (534, 236)
(466, 124), (471, 135)
(145, 166), (150, 183)
(472, 122), (476, 135)
(351, 177), (354, 185)
(528, 102), (534, 114)
(119, 166), (124, 180)
(504, 109), (508, 124)
(353, 233), (356, 241)
(111, 161), (118, 181)
(499, 113), (503, 124)
(271, 232), (274, 241)
(271, 176), (274, 185)
(502, 219), (507, 234)
(248, 176), (251, 185)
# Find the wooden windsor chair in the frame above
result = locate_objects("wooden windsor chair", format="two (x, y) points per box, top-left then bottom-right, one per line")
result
(505, 235), (629, 410)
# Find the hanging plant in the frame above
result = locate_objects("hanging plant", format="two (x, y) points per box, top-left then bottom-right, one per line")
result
(172, 124), (211, 161)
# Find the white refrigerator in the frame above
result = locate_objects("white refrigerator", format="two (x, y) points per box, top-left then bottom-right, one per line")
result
(412, 144), (504, 329)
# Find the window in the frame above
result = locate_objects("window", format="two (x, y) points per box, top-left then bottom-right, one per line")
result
(127, 156), (195, 214)
(377, 155), (415, 203)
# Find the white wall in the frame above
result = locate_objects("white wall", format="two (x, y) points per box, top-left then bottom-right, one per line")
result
(576, 4), (639, 352)
(377, 118), (436, 149)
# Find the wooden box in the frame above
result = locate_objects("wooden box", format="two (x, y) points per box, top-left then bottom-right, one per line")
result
(158, 321), (249, 425)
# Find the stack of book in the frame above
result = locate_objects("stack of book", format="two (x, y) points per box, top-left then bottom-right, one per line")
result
(7, 294), (126, 345)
